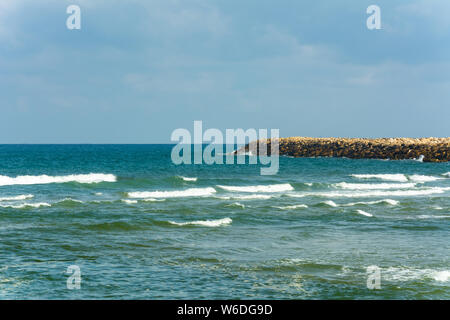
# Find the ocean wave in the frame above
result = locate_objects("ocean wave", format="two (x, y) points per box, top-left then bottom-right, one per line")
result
(321, 200), (338, 207)
(351, 174), (408, 182)
(356, 209), (373, 217)
(273, 204), (308, 210)
(178, 176), (198, 182)
(334, 182), (416, 190)
(0, 173), (116, 186)
(217, 183), (293, 193)
(442, 172), (450, 177)
(168, 217), (232, 227)
(225, 202), (246, 208)
(0, 202), (51, 209)
(345, 199), (399, 206)
(216, 194), (272, 200)
(122, 199), (138, 204)
(417, 215), (449, 219)
(0, 194), (34, 201)
(128, 187), (216, 199)
(383, 267), (450, 283)
(288, 188), (446, 198)
(408, 175), (443, 183)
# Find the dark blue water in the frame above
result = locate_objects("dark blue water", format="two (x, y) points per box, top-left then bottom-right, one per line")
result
(0, 145), (449, 299)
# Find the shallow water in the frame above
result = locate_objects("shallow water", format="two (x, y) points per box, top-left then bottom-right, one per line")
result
(0, 145), (449, 299)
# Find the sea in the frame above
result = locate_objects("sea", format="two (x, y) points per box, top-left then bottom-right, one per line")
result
(0, 144), (449, 299)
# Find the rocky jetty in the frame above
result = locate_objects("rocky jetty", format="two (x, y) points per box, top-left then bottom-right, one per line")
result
(238, 137), (450, 162)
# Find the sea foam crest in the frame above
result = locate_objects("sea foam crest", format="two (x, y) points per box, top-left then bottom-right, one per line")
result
(128, 187), (216, 199)
(292, 188), (446, 198)
(408, 175), (442, 183)
(356, 209), (373, 217)
(0, 202), (51, 209)
(273, 204), (308, 210)
(0, 173), (116, 186)
(322, 200), (338, 207)
(216, 194), (272, 200)
(345, 199), (399, 206)
(168, 217), (232, 227)
(0, 194), (34, 201)
(217, 183), (293, 193)
(351, 174), (408, 182)
(335, 182), (416, 190)
(383, 267), (450, 282)
(178, 176), (198, 182)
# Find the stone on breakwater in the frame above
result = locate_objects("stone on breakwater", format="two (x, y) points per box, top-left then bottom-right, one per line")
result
(238, 137), (450, 162)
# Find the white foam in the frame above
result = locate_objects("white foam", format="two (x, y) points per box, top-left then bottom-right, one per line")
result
(335, 182), (416, 190)
(0, 194), (34, 201)
(322, 200), (338, 207)
(122, 199), (138, 204)
(273, 204), (308, 210)
(179, 176), (197, 182)
(433, 271), (450, 282)
(0, 202), (51, 209)
(128, 187), (216, 199)
(58, 198), (83, 203)
(345, 199), (399, 206)
(0, 173), (117, 186)
(291, 188), (446, 198)
(95, 192), (103, 196)
(142, 198), (166, 202)
(217, 183), (293, 193)
(168, 217), (232, 227)
(408, 175), (442, 183)
(384, 267), (450, 283)
(226, 202), (246, 208)
(356, 209), (373, 217)
(442, 172), (450, 177)
(417, 215), (449, 219)
(351, 174), (408, 182)
(216, 194), (273, 200)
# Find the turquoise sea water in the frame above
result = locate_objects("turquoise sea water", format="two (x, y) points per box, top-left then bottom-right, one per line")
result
(0, 144), (449, 299)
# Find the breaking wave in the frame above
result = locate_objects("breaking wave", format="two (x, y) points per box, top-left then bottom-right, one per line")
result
(217, 183), (293, 193)
(321, 200), (338, 207)
(178, 176), (198, 182)
(168, 217), (232, 227)
(334, 182), (416, 190)
(345, 199), (399, 206)
(289, 188), (447, 198)
(128, 187), (216, 199)
(356, 209), (373, 217)
(215, 194), (272, 200)
(351, 174), (408, 182)
(0, 173), (117, 186)
(408, 175), (443, 183)
(0, 202), (51, 209)
(383, 267), (450, 283)
(0, 194), (34, 201)
(273, 204), (308, 210)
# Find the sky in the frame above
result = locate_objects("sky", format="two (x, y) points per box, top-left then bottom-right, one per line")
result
(0, 0), (449, 143)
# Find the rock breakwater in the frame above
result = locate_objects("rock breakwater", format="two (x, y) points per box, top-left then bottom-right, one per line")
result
(238, 137), (450, 162)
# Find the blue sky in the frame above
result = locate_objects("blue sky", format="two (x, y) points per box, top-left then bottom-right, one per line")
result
(0, 0), (449, 143)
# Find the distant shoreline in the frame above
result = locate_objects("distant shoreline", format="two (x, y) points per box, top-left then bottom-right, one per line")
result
(239, 137), (450, 162)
